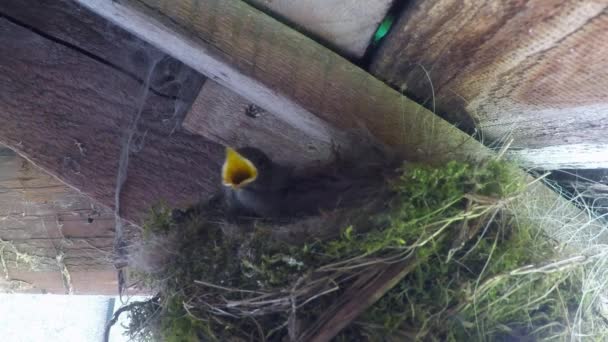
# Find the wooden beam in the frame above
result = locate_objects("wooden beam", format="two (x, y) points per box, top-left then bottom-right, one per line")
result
(0, 13), (222, 223)
(370, 0), (608, 170)
(183, 81), (334, 170)
(0, 147), (118, 294)
(73, 0), (608, 249)
(75, 0), (485, 164)
(178, 0), (396, 152)
(508, 144), (608, 170)
(0, 0), (380, 168)
(298, 259), (418, 342)
(0, 0), (154, 84)
(247, 0), (393, 59)
(184, 0), (395, 170)
(0, 0), (208, 112)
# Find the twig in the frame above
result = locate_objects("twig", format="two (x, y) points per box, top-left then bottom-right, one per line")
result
(297, 257), (419, 342)
(103, 296), (159, 342)
(194, 279), (270, 294)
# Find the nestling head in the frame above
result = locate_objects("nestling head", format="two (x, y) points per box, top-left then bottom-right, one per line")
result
(222, 147), (274, 189)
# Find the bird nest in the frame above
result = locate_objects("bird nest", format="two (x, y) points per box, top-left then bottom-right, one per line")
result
(110, 159), (606, 341)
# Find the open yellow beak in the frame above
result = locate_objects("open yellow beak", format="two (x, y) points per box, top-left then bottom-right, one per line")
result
(222, 147), (258, 189)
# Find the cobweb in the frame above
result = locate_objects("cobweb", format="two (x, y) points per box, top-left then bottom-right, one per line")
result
(109, 44), (204, 301)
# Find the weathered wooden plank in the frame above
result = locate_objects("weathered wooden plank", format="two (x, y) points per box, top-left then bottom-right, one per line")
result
(185, 0), (395, 169)
(183, 81), (333, 169)
(1, 0), (371, 170)
(0, 0), (217, 293)
(370, 0), (608, 169)
(0, 149), (113, 244)
(74, 0), (607, 249)
(0, 0), (146, 80)
(508, 144), (608, 170)
(248, 0), (393, 58)
(0, 16), (223, 223)
(0, 0), (203, 103)
(0, 147), (118, 294)
(3, 269), (118, 295)
(0, 0), (374, 168)
(76, 0), (484, 164)
(0, 0), (355, 294)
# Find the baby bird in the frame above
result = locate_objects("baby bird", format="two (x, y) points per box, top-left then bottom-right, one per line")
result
(222, 147), (291, 218)
(221, 146), (393, 219)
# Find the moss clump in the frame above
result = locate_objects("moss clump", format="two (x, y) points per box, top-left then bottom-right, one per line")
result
(117, 159), (597, 341)
(360, 217), (583, 341)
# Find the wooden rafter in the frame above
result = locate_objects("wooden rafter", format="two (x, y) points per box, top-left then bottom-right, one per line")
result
(75, 0), (484, 163)
(371, 0), (608, 170)
(73, 0), (606, 246)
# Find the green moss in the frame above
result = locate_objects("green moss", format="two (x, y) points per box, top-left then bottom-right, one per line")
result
(359, 217), (583, 341)
(160, 296), (205, 342)
(142, 203), (174, 237)
(119, 159), (595, 341)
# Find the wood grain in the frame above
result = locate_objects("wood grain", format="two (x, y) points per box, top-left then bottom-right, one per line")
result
(549, 168), (608, 219)
(371, 0), (608, 169)
(1, 0), (375, 170)
(0, 147), (118, 294)
(184, 0), (393, 170)
(0, 0), (151, 84)
(0, 16), (223, 223)
(248, 0), (393, 58)
(0, 0), (213, 293)
(507, 143), (608, 170)
(183, 81), (334, 170)
(77, 0), (487, 165)
(0, 0), (205, 129)
(298, 259), (418, 342)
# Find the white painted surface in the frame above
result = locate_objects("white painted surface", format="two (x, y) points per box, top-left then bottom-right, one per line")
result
(249, 0), (393, 57)
(75, 0), (342, 146)
(0, 294), (139, 342)
(0, 294), (111, 342)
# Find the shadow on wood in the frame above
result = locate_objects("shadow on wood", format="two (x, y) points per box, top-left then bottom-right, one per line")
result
(371, 0), (608, 169)
(0, 147), (118, 294)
